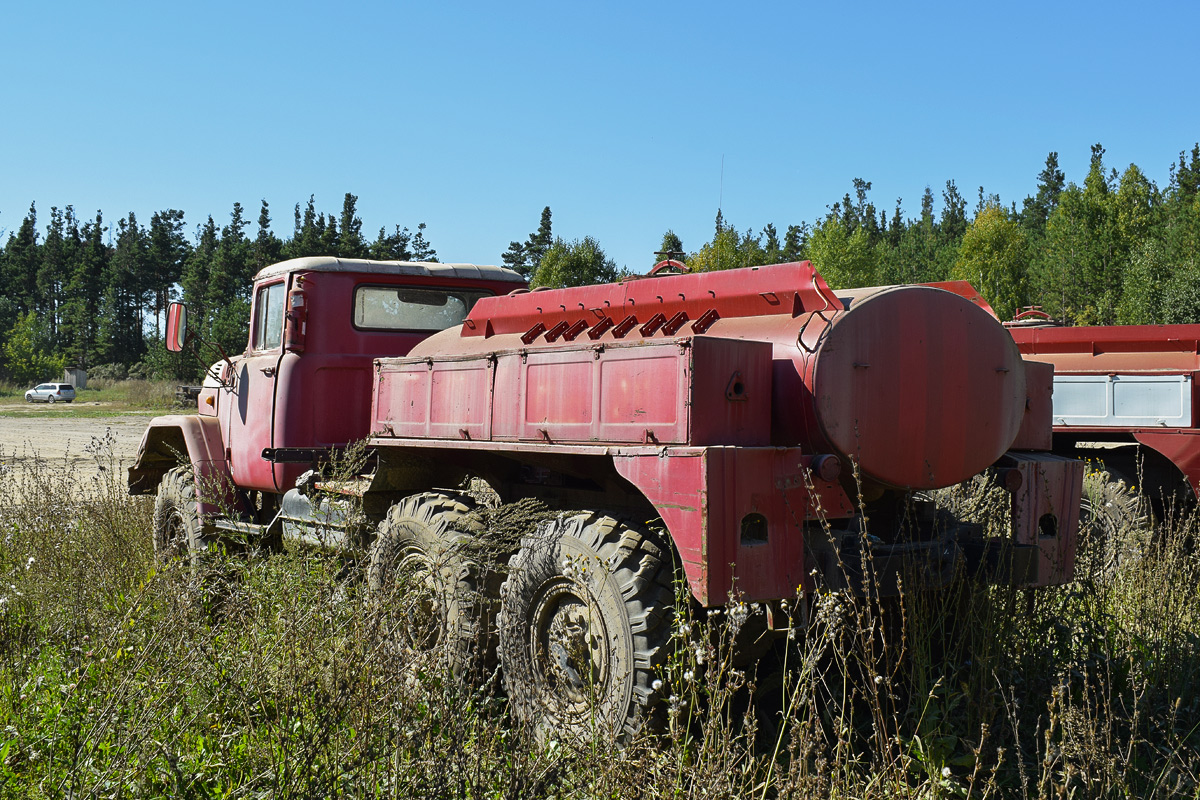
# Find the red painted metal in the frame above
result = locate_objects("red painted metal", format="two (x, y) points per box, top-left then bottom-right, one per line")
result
(1009, 360), (1054, 452)
(1009, 321), (1200, 495)
(128, 415), (238, 515)
(612, 448), (855, 605)
(373, 336), (773, 447)
(413, 264), (1027, 491)
(1006, 452), (1083, 586)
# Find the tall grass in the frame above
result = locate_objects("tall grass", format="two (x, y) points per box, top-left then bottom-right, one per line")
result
(2, 451), (1199, 798)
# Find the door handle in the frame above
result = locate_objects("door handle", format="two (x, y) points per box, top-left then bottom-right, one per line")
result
(260, 366), (276, 377)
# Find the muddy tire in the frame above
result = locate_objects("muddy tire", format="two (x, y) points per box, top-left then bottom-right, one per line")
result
(499, 512), (675, 742)
(1079, 472), (1151, 580)
(152, 466), (208, 563)
(367, 492), (500, 681)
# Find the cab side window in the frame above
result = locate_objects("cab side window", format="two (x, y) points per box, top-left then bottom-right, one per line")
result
(253, 282), (286, 351)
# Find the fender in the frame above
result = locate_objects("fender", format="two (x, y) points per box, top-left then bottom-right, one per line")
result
(128, 415), (237, 515)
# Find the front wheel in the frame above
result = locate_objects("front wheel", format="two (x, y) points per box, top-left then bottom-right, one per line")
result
(152, 466), (208, 563)
(499, 512), (675, 742)
(47, 395), (55, 404)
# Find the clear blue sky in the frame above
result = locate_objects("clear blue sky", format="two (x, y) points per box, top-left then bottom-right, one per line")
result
(2, 0), (1198, 273)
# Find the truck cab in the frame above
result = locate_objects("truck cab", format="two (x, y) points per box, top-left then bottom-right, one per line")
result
(130, 257), (526, 501)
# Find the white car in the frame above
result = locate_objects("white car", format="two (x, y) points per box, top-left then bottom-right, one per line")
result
(25, 383), (76, 403)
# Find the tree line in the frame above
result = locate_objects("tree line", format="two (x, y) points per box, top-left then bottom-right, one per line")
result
(0, 194), (435, 383)
(628, 143), (1200, 327)
(2, 142), (1198, 384)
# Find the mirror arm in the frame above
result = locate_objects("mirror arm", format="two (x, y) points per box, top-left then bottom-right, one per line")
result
(184, 331), (238, 390)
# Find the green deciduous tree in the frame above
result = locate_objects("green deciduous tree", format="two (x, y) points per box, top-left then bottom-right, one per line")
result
(806, 217), (876, 289)
(952, 204), (1029, 320)
(686, 220), (769, 273)
(3, 311), (65, 384)
(530, 236), (618, 288)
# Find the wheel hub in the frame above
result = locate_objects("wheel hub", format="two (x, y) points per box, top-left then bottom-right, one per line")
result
(534, 582), (608, 709)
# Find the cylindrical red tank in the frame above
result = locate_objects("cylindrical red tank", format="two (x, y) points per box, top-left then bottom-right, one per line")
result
(410, 262), (1028, 491)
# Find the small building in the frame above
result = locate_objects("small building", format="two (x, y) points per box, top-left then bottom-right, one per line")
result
(64, 367), (88, 389)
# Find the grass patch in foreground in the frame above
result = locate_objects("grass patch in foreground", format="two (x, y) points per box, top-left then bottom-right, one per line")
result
(2, 455), (1200, 798)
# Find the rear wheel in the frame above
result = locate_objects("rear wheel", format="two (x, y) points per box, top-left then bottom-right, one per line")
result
(1079, 471), (1150, 580)
(367, 492), (501, 681)
(47, 395), (55, 404)
(499, 512), (675, 742)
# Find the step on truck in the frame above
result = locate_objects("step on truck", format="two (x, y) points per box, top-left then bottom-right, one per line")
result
(130, 256), (1084, 740)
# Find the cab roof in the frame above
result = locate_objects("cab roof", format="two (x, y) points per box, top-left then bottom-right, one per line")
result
(254, 256), (525, 285)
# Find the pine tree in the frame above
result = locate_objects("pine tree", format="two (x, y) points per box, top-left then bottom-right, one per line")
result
(181, 216), (218, 327)
(98, 213), (148, 364)
(370, 225), (414, 261)
(762, 224), (781, 263)
(252, 200), (283, 272)
(410, 223), (437, 262)
(781, 224), (808, 262)
(146, 209), (190, 340)
(37, 207), (68, 347)
(2, 204), (40, 326)
(501, 240), (528, 274)
(526, 207), (552, 267)
(655, 230), (685, 265)
(338, 193), (367, 258)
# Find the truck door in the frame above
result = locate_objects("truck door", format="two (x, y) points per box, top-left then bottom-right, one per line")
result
(226, 278), (287, 493)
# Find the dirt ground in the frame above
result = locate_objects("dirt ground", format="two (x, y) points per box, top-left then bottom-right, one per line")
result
(0, 403), (149, 486)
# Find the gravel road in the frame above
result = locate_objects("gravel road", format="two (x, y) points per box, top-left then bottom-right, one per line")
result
(0, 404), (149, 486)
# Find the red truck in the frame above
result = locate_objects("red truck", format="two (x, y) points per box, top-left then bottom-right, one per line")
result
(923, 285), (1200, 510)
(1003, 316), (1200, 511)
(131, 256), (1083, 739)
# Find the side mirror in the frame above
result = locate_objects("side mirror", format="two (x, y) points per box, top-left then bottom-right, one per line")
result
(166, 302), (189, 352)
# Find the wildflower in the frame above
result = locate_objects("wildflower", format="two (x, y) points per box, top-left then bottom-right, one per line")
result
(874, 675), (883, 685)
(25, 557), (35, 569)
(678, 622), (692, 636)
(942, 767), (951, 778)
(651, 678), (663, 691)
(683, 669), (695, 682)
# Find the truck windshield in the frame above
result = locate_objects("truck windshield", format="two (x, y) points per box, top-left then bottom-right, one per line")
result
(353, 285), (489, 331)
